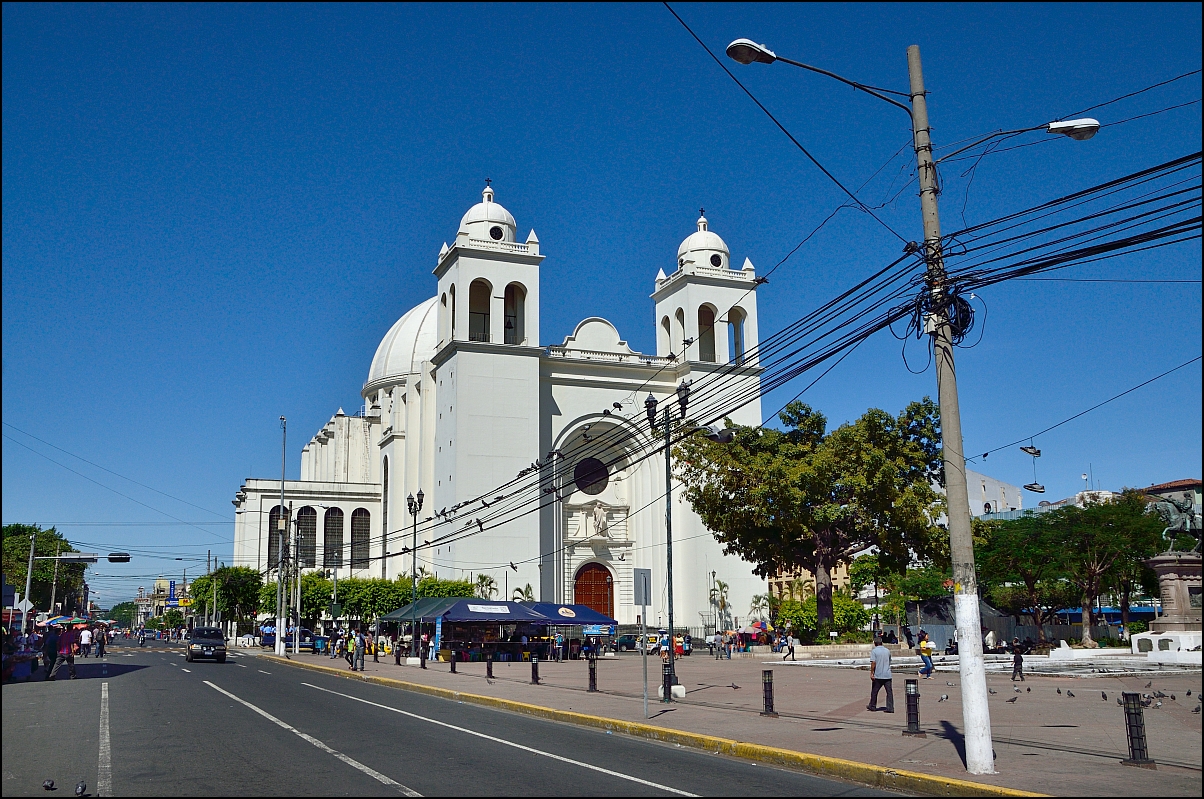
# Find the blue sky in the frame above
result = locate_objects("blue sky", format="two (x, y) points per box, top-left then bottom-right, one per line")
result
(3, 3), (1200, 603)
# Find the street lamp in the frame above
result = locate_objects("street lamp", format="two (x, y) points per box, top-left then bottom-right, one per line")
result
(725, 37), (1096, 776)
(407, 489), (424, 659)
(645, 381), (690, 701)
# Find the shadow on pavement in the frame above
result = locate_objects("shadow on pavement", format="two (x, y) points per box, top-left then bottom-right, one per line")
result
(939, 719), (967, 768)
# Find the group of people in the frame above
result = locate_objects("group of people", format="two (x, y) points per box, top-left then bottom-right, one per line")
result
(1, 622), (116, 681)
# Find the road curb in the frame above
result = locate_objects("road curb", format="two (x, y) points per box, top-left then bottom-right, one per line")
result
(259, 654), (1046, 797)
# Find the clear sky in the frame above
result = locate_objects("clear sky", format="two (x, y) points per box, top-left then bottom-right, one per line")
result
(3, 3), (1200, 604)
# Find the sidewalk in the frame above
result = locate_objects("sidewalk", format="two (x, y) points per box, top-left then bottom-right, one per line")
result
(262, 649), (1201, 796)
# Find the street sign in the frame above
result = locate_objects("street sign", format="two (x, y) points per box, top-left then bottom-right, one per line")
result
(633, 568), (651, 606)
(14, 598), (33, 613)
(166, 600), (179, 608)
(329, 602), (342, 617)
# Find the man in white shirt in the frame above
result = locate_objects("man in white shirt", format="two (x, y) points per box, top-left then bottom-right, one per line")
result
(866, 636), (895, 713)
(79, 627), (93, 658)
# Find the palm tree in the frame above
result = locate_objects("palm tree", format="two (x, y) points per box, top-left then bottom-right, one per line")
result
(475, 574), (497, 600)
(512, 583), (535, 602)
(788, 576), (815, 602)
(749, 592), (770, 621)
(710, 579), (730, 627)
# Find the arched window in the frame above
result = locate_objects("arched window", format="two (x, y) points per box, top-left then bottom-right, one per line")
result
(297, 506), (317, 569)
(323, 507), (344, 567)
(267, 505), (286, 569)
(440, 293), (448, 342)
(728, 307), (746, 365)
(659, 316), (672, 355)
(449, 284), (457, 337)
(504, 283), (526, 344)
(673, 308), (686, 356)
(698, 305), (717, 362)
(351, 508), (371, 569)
(468, 279), (491, 342)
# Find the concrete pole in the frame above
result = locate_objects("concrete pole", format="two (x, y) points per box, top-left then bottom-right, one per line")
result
(907, 44), (993, 774)
(664, 406), (676, 694)
(276, 419), (287, 656)
(22, 534), (36, 630)
(49, 543), (62, 616)
(294, 519), (301, 655)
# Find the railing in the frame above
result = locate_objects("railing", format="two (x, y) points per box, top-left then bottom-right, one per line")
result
(657, 264), (755, 289)
(467, 238), (530, 254)
(545, 346), (675, 366)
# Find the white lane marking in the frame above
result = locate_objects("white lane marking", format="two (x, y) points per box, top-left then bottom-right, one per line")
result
(203, 681), (419, 795)
(98, 683), (112, 797)
(301, 682), (697, 797)
(180, 668), (192, 673)
(237, 663), (247, 668)
(258, 670), (272, 675)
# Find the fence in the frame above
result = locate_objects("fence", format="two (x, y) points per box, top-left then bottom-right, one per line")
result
(897, 621), (1114, 652)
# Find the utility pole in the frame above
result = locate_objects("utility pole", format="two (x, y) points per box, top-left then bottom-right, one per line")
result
(907, 45), (993, 774)
(206, 551), (212, 627)
(276, 417), (288, 656)
(48, 542), (62, 616)
(663, 404), (676, 697)
(293, 515), (301, 655)
(22, 533), (36, 631)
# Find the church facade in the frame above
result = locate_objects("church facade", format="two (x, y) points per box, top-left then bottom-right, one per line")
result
(232, 186), (766, 629)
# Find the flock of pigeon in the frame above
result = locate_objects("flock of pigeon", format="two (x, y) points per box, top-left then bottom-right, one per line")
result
(984, 678), (1202, 712)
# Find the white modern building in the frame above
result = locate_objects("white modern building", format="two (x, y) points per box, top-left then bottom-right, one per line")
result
(233, 186), (766, 628)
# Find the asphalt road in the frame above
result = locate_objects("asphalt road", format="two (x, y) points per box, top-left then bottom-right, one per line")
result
(3, 641), (892, 797)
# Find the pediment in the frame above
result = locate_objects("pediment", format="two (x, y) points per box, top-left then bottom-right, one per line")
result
(559, 317), (638, 355)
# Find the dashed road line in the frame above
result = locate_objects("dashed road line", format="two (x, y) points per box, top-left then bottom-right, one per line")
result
(258, 670), (272, 675)
(98, 683), (112, 797)
(203, 681), (419, 795)
(181, 668), (192, 673)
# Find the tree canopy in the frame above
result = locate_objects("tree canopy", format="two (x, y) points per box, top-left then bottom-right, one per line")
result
(675, 399), (944, 626)
(2, 524), (88, 613)
(189, 566), (263, 623)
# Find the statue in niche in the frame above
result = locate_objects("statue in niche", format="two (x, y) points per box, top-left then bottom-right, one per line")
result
(591, 503), (610, 538)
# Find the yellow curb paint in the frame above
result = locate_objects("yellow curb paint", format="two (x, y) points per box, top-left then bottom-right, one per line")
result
(259, 655), (1046, 798)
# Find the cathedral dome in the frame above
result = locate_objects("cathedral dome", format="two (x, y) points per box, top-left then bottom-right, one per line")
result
(458, 184), (517, 242)
(365, 296), (439, 388)
(676, 211), (730, 269)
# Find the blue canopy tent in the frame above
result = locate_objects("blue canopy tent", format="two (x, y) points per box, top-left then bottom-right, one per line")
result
(525, 603), (617, 626)
(439, 600), (549, 623)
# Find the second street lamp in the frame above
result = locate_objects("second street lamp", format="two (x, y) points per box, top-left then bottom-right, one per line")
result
(725, 36), (1097, 776)
(407, 489), (424, 659)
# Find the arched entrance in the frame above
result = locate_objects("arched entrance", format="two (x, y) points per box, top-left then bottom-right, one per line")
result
(574, 563), (614, 619)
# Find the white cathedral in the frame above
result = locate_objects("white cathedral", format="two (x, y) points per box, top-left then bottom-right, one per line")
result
(232, 185), (767, 628)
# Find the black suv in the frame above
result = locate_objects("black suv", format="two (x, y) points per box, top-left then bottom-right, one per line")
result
(186, 627), (228, 663)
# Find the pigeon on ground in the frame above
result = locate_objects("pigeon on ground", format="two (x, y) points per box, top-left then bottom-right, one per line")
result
(1154, 690), (1167, 698)
(1142, 693), (1152, 699)
(1013, 686), (1021, 693)
(730, 683), (740, 690)
(75, 782), (85, 797)
(938, 694), (949, 702)
(1117, 697), (1123, 706)
(1140, 698), (1152, 708)
(1144, 680), (1153, 688)
(1171, 694), (1176, 701)
(1193, 705), (1201, 714)
(42, 780), (54, 791)
(1026, 687), (1031, 692)
(1154, 700), (1163, 708)
(1101, 692), (1108, 701)
(946, 681), (956, 686)
(1057, 688), (1062, 694)
(1005, 697), (1017, 704)
(988, 688), (997, 694)
(1188, 689), (1193, 696)
(1067, 690), (1075, 698)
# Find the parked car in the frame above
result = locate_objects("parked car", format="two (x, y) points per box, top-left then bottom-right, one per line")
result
(186, 627), (227, 663)
(616, 634), (639, 651)
(260, 628), (316, 651)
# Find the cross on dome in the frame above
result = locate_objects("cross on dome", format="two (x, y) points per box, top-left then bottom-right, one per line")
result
(697, 210), (708, 232)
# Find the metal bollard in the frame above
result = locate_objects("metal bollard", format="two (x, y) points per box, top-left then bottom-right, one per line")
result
(588, 654), (598, 692)
(903, 678), (926, 737)
(531, 654), (540, 685)
(661, 660), (673, 703)
(486, 653), (494, 679)
(1120, 692), (1156, 769)
(760, 669), (778, 717)
(420, 644), (426, 670)
(450, 650), (456, 673)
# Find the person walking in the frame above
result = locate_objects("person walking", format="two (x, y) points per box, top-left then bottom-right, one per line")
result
(918, 631), (935, 678)
(94, 626), (107, 658)
(866, 636), (894, 713)
(783, 633), (796, 661)
(79, 626), (92, 658)
(1011, 638), (1025, 682)
(41, 625), (60, 677)
(49, 625), (78, 680)
(353, 628), (366, 672)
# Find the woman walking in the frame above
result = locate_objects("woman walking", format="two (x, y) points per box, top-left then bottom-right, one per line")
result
(918, 631), (935, 679)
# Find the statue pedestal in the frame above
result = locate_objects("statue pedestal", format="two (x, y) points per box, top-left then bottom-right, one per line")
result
(1145, 552), (1202, 633)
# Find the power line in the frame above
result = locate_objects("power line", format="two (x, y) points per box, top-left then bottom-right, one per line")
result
(968, 355), (1202, 463)
(662, 2), (909, 244)
(3, 422), (228, 519)
(1064, 68), (1202, 119)
(1012, 277), (1200, 283)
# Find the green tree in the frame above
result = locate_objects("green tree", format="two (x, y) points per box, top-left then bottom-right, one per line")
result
(299, 572), (333, 623)
(676, 399), (943, 626)
(418, 576), (474, 599)
(511, 583), (535, 602)
(776, 595), (871, 640)
(749, 592), (771, 621)
(1052, 490), (1164, 647)
(109, 601), (136, 628)
(163, 608), (185, 629)
(189, 566), (263, 624)
(846, 554), (881, 596)
(709, 579), (731, 627)
(2, 524), (88, 613)
(976, 514), (1068, 640)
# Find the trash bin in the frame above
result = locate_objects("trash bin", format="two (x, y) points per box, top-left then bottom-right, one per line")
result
(314, 636), (329, 653)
